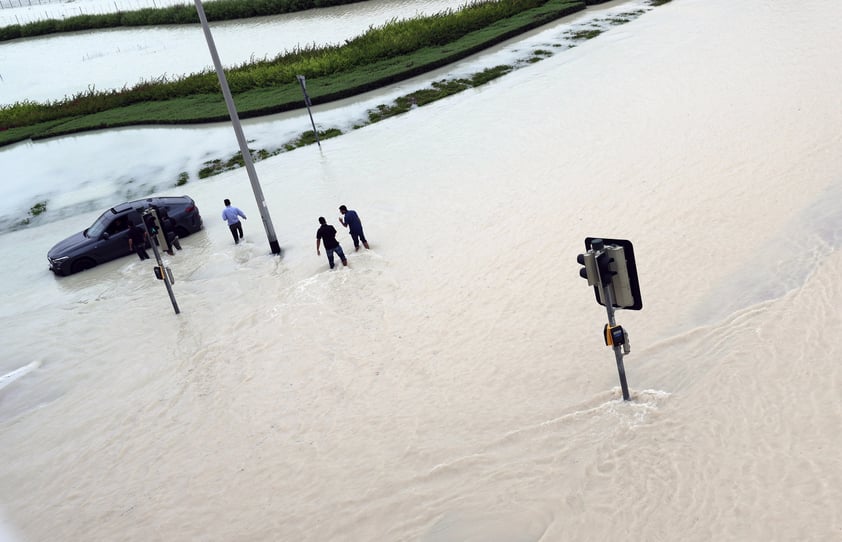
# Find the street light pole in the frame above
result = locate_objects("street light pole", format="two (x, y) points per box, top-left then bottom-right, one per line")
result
(193, 0), (281, 255)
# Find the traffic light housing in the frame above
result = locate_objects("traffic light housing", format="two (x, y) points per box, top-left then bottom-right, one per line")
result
(595, 251), (614, 287)
(577, 237), (643, 310)
(577, 252), (598, 285)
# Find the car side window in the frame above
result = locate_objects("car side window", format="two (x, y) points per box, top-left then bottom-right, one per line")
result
(126, 211), (143, 228)
(106, 216), (129, 236)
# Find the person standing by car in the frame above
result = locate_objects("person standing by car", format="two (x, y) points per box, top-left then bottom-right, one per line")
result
(316, 216), (347, 269)
(157, 208), (181, 255)
(127, 222), (150, 261)
(222, 198), (247, 244)
(338, 204), (370, 251)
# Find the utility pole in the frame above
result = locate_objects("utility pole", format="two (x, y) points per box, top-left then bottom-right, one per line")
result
(193, 0), (281, 255)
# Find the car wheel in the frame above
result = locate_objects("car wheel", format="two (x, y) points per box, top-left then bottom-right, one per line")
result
(71, 258), (96, 274)
(175, 226), (189, 238)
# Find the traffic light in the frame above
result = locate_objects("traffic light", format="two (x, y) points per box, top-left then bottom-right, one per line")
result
(577, 238), (643, 310)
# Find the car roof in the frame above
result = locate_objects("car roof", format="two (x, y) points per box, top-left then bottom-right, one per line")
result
(110, 196), (190, 214)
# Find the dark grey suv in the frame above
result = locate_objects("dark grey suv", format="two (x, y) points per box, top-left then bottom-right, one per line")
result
(48, 195), (203, 276)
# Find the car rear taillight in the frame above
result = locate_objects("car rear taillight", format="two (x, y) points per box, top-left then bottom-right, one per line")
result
(185, 205), (195, 213)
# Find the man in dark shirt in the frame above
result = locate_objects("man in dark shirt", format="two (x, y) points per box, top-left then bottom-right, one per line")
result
(316, 216), (347, 269)
(127, 222), (150, 260)
(338, 204), (370, 251)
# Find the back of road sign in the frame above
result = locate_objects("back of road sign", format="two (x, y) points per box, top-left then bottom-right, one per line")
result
(584, 237), (643, 310)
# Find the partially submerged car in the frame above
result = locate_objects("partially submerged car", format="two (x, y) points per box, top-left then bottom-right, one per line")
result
(48, 195), (203, 276)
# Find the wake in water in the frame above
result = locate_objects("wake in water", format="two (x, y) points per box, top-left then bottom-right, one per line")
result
(688, 181), (842, 330)
(0, 361), (40, 392)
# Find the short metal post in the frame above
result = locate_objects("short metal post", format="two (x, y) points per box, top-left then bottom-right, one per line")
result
(603, 286), (629, 400)
(141, 211), (180, 315)
(296, 75), (321, 149)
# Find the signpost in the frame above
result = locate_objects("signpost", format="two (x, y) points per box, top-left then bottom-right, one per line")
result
(296, 75), (321, 149)
(577, 237), (643, 400)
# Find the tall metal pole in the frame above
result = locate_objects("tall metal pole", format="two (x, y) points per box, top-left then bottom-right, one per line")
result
(193, 0), (281, 255)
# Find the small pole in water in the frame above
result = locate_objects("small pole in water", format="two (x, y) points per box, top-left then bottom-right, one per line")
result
(296, 75), (321, 149)
(602, 283), (630, 400)
(140, 208), (180, 315)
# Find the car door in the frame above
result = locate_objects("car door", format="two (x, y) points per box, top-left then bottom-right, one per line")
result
(89, 211), (134, 263)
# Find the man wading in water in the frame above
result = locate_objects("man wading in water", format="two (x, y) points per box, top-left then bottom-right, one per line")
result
(338, 204), (370, 251)
(221, 198), (247, 244)
(316, 216), (347, 269)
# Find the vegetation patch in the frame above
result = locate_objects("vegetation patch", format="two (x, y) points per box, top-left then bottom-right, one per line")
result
(198, 159), (224, 179)
(29, 201), (47, 216)
(283, 128), (343, 150)
(19, 200), (48, 225)
(569, 28), (602, 40)
(194, 127), (343, 178)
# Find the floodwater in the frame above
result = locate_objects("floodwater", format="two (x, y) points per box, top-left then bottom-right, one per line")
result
(2, 0), (842, 540)
(1, 0), (194, 27)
